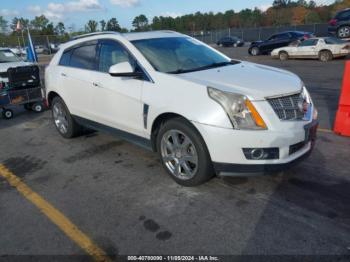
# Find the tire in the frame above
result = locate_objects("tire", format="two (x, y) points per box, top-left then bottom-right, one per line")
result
(2, 109), (13, 119)
(156, 117), (214, 187)
(319, 50), (333, 62)
(51, 96), (82, 138)
(279, 51), (289, 61)
(250, 47), (260, 56)
(32, 102), (44, 113)
(337, 26), (350, 39)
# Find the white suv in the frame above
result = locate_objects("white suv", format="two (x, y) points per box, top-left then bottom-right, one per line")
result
(45, 31), (318, 186)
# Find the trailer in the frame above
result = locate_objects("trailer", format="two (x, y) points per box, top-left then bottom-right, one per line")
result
(0, 65), (45, 119)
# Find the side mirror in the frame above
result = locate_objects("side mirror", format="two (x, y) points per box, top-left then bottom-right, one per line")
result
(109, 62), (143, 78)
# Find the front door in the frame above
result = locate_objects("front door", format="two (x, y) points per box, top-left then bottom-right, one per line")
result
(91, 39), (144, 137)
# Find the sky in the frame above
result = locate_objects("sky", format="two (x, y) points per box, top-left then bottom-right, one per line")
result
(0, 0), (336, 30)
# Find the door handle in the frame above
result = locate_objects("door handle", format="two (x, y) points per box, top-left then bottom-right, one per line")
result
(61, 73), (67, 77)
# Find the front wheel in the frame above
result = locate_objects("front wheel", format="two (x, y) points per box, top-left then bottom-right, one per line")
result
(156, 118), (214, 186)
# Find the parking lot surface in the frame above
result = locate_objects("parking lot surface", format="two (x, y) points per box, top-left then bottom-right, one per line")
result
(0, 47), (349, 260)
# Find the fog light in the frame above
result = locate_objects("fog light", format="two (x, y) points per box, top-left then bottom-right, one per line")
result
(243, 148), (279, 160)
(251, 148), (264, 160)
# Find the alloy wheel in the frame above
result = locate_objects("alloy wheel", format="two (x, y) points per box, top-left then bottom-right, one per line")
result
(160, 130), (199, 180)
(53, 103), (68, 134)
(338, 27), (350, 38)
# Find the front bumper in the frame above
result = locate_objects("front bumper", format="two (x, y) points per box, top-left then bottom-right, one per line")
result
(192, 120), (318, 175)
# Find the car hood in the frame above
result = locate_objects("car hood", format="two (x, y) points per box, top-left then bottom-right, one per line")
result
(0, 61), (32, 73)
(177, 61), (303, 100)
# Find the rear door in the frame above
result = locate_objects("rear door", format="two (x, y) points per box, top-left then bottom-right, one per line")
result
(56, 41), (98, 118)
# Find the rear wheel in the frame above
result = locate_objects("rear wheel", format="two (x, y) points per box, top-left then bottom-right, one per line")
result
(2, 109), (13, 120)
(279, 51), (289, 61)
(319, 50), (333, 62)
(156, 118), (214, 186)
(52, 96), (82, 138)
(250, 47), (260, 56)
(32, 102), (44, 113)
(337, 26), (350, 39)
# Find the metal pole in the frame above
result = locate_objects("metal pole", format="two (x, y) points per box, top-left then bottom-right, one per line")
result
(46, 35), (51, 55)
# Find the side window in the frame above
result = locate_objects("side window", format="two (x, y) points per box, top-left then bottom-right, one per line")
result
(299, 39), (318, 47)
(98, 41), (134, 73)
(275, 33), (290, 40)
(70, 44), (97, 70)
(59, 50), (73, 66)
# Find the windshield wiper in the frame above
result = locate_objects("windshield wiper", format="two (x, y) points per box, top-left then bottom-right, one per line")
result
(168, 60), (240, 74)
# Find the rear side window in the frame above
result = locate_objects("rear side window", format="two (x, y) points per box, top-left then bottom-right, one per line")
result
(299, 39), (318, 47)
(70, 45), (97, 70)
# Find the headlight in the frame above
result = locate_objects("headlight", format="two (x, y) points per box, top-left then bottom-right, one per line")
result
(208, 87), (267, 130)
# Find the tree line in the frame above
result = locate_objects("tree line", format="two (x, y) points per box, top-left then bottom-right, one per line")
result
(0, 0), (348, 37)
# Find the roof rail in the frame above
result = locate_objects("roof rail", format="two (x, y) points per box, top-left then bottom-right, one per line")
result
(71, 31), (121, 41)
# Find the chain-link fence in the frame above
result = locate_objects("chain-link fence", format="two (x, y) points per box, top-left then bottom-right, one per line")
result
(189, 23), (329, 44)
(0, 23), (330, 50)
(0, 34), (69, 49)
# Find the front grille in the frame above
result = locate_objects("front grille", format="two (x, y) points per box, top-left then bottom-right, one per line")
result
(267, 93), (304, 121)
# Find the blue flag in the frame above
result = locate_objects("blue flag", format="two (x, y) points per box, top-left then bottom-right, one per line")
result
(26, 29), (38, 63)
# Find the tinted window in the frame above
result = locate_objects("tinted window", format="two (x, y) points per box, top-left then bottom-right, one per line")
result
(299, 39), (318, 47)
(98, 41), (134, 73)
(70, 44), (97, 70)
(59, 50), (72, 66)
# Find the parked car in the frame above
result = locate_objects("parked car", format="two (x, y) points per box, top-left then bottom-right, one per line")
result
(43, 43), (61, 54)
(35, 45), (45, 54)
(10, 46), (26, 56)
(271, 37), (350, 62)
(45, 31), (318, 186)
(249, 31), (315, 56)
(217, 36), (244, 47)
(328, 8), (350, 39)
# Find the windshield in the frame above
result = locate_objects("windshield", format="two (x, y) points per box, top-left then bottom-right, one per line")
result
(132, 37), (236, 74)
(0, 49), (22, 63)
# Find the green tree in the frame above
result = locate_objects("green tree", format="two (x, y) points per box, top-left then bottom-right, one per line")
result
(85, 20), (98, 33)
(55, 22), (65, 35)
(132, 14), (149, 31)
(100, 20), (106, 31)
(30, 15), (49, 31)
(106, 18), (121, 32)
